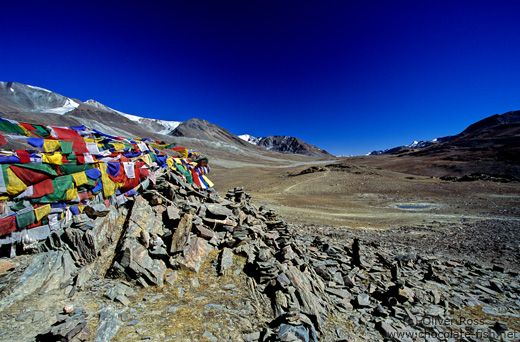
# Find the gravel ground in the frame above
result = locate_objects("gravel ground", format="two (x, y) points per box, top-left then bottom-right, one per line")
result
(294, 218), (520, 271)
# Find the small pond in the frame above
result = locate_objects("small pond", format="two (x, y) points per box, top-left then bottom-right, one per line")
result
(397, 205), (430, 210)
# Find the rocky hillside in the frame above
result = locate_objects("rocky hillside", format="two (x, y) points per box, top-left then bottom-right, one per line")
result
(368, 137), (452, 156)
(0, 81), (79, 114)
(360, 110), (520, 180)
(406, 110), (520, 179)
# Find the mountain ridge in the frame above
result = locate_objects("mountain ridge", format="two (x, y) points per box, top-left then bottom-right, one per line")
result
(238, 134), (334, 158)
(368, 110), (520, 156)
(0, 81), (331, 159)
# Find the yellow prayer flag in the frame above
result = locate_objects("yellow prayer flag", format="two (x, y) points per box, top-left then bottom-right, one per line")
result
(110, 143), (126, 151)
(175, 148), (189, 158)
(151, 143), (168, 150)
(142, 154), (152, 166)
(98, 163), (117, 197)
(42, 152), (63, 165)
(72, 172), (88, 186)
(6, 168), (27, 195)
(43, 139), (61, 152)
(202, 175), (214, 188)
(66, 187), (78, 201)
(34, 204), (51, 222)
(19, 125), (31, 137)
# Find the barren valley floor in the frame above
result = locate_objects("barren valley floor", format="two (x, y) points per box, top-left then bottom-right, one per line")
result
(211, 159), (520, 269)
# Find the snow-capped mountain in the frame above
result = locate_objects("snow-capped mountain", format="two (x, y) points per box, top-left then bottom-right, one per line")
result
(238, 134), (262, 145)
(0, 82), (182, 136)
(0, 81), (333, 158)
(238, 134), (334, 157)
(84, 99), (181, 135)
(367, 137), (452, 155)
(0, 81), (80, 115)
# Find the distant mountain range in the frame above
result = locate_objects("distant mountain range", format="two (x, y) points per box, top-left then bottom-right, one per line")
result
(366, 110), (520, 179)
(368, 111), (520, 157)
(1, 81), (518, 176)
(0, 81), (332, 158)
(238, 134), (333, 157)
(367, 136), (453, 155)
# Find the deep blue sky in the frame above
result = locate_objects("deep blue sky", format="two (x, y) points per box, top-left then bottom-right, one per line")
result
(2, 1), (519, 156)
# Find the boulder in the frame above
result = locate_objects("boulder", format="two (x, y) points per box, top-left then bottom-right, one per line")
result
(120, 240), (167, 286)
(204, 203), (233, 218)
(84, 203), (110, 219)
(36, 309), (89, 342)
(0, 250), (77, 310)
(126, 196), (164, 238)
(175, 237), (212, 273)
(94, 305), (123, 342)
(166, 206), (181, 221)
(170, 213), (192, 254)
(194, 224), (216, 241)
(219, 247), (234, 275)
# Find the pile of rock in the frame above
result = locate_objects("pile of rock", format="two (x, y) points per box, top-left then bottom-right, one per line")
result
(1, 165), (519, 341)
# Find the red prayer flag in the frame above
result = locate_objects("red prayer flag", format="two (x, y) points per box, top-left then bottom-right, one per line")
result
(73, 141), (88, 154)
(108, 164), (127, 183)
(30, 179), (55, 198)
(190, 169), (202, 188)
(15, 150), (31, 164)
(51, 127), (88, 153)
(10, 165), (52, 185)
(27, 221), (43, 229)
(139, 167), (149, 178)
(75, 153), (85, 164)
(0, 215), (16, 237)
(78, 191), (93, 201)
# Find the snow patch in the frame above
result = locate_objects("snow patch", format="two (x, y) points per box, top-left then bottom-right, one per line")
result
(39, 98), (80, 115)
(157, 120), (182, 135)
(238, 134), (261, 145)
(118, 112), (142, 122)
(26, 84), (52, 93)
(238, 134), (254, 142)
(85, 99), (182, 134)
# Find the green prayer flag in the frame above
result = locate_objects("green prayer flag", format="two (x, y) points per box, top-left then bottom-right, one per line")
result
(59, 140), (73, 154)
(31, 125), (51, 137)
(59, 163), (94, 175)
(15, 210), (35, 228)
(0, 120), (26, 135)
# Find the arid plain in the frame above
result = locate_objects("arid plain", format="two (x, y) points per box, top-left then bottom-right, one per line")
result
(212, 156), (520, 229)
(211, 154), (520, 269)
